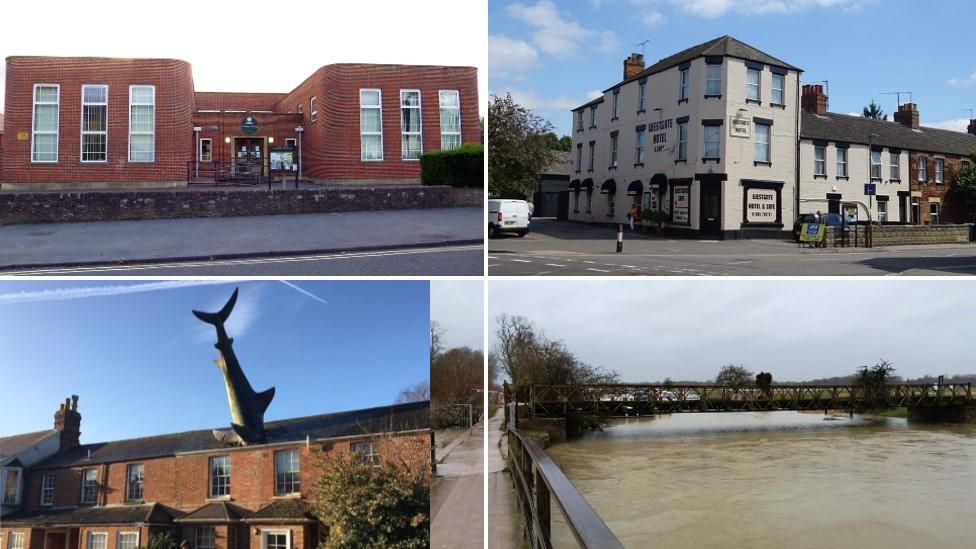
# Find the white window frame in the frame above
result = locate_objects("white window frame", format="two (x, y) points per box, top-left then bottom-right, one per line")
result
(261, 531), (291, 549)
(930, 202), (940, 224)
(87, 532), (107, 549)
(116, 532), (139, 549)
(746, 68), (761, 102)
(918, 157), (927, 182)
(209, 455), (231, 498)
(350, 441), (381, 466)
(285, 138), (297, 149)
(31, 83), (60, 163)
(635, 131), (645, 164)
(706, 64), (722, 96)
(80, 84), (108, 163)
(9, 533), (24, 549)
(679, 68), (689, 101)
(870, 150), (882, 180)
(2, 467), (23, 505)
(274, 449), (301, 496)
(438, 90), (461, 150)
(890, 152), (900, 180)
(309, 96), (317, 123)
(576, 111), (584, 131)
(80, 468), (97, 504)
(199, 138), (212, 163)
(935, 158), (944, 183)
(575, 144), (582, 172)
(772, 73), (785, 105)
(677, 122), (688, 161)
(611, 90), (619, 118)
(128, 85), (155, 163)
(195, 527), (216, 549)
(589, 106), (597, 128)
(587, 142), (594, 171)
(836, 148), (848, 177)
(609, 134), (618, 167)
(703, 126), (720, 159)
(399, 90), (422, 161)
(360, 89), (383, 161)
(638, 82), (646, 111)
(877, 199), (888, 222)
(126, 463), (144, 502)
(40, 472), (55, 506)
(814, 145), (826, 176)
(754, 123), (770, 163)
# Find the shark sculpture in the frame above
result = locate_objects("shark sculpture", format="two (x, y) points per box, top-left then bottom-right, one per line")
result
(193, 288), (275, 444)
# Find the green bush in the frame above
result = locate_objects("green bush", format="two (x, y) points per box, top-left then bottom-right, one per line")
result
(420, 144), (484, 188)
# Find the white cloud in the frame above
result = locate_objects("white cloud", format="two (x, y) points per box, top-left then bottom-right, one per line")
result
(585, 90), (605, 100)
(921, 118), (971, 133)
(498, 87), (593, 111)
(670, 0), (875, 18)
(643, 10), (667, 26)
(489, 34), (539, 79)
(948, 72), (976, 87)
(506, 1), (616, 58)
(0, 280), (232, 305)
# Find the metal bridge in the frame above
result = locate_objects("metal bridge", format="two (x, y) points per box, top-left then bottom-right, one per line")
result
(528, 382), (974, 417)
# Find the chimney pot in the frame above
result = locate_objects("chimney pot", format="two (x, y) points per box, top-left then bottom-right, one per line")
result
(801, 84), (828, 116)
(894, 102), (920, 129)
(53, 396), (82, 450)
(623, 53), (645, 80)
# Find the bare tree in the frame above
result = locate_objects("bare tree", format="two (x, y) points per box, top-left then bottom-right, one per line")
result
(394, 380), (430, 404)
(430, 321), (444, 364)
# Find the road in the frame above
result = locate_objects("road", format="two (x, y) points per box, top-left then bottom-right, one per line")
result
(431, 420), (484, 549)
(1, 245), (483, 276)
(488, 219), (976, 276)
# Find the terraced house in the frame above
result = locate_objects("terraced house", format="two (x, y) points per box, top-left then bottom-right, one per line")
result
(0, 397), (429, 549)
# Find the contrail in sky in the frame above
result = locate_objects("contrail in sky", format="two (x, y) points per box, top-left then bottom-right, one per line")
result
(279, 281), (329, 305)
(0, 280), (234, 305)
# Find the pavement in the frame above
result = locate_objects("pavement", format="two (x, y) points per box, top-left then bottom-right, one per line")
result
(486, 412), (527, 549)
(488, 219), (976, 276)
(431, 420), (484, 549)
(0, 207), (483, 275)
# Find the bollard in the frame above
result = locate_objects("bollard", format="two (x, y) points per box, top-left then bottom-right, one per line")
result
(616, 224), (623, 253)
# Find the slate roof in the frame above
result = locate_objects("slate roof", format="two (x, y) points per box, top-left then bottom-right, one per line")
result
(35, 401), (429, 469)
(0, 429), (58, 462)
(572, 96), (605, 112)
(601, 35), (801, 95)
(542, 151), (572, 177)
(801, 110), (976, 156)
(1, 503), (180, 527)
(243, 498), (315, 523)
(175, 501), (249, 523)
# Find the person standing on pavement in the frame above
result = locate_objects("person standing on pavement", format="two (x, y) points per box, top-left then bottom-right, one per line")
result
(628, 204), (638, 232)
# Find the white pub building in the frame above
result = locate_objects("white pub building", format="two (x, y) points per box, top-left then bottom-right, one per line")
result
(569, 36), (801, 238)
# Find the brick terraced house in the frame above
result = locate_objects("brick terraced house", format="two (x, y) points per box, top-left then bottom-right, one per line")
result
(0, 397), (430, 549)
(0, 56), (479, 190)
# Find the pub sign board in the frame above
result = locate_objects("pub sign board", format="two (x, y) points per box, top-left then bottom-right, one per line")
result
(241, 116), (259, 135)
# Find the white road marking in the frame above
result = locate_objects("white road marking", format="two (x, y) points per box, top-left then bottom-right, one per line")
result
(545, 263), (567, 267)
(586, 267), (611, 273)
(510, 259), (532, 263)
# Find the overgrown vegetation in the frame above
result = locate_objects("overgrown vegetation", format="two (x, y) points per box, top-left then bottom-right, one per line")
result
(419, 144), (483, 187)
(855, 360), (899, 406)
(488, 93), (555, 200)
(430, 322), (483, 428)
(948, 150), (976, 222)
(142, 532), (179, 549)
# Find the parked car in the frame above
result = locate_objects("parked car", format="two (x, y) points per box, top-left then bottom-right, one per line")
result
(792, 212), (844, 241)
(684, 392), (702, 401)
(658, 390), (677, 402)
(488, 199), (531, 238)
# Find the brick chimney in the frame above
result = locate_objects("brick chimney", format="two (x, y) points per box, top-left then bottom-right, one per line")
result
(624, 53), (645, 80)
(894, 103), (920, 130)
(801, 85), (828, 116)
(54, 395), (81, 450)
(968, 119), (976, 135)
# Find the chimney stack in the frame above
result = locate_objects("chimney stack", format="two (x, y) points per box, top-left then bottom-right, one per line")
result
(894, 103), (920, 130)
(801, 85), (828, 116)
(54, 395), (81, 450)
(968, 119), (976, 136)
(624, 53), (645, 80)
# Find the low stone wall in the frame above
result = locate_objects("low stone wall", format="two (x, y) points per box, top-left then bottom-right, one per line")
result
(827, 224), (973, 247)
(0, 185), (483, 225)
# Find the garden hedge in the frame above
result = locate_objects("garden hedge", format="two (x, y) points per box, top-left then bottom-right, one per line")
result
(420, 144), (484, 187)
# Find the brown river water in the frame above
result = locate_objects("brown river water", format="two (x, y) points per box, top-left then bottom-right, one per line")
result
(545, 411), (976, 548)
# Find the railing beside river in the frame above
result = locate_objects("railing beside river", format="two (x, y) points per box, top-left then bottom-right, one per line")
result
(507, 427), (624, 549)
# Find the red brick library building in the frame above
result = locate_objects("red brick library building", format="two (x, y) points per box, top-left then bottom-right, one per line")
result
(0, 56), (479, 190)
(0, 397), (430, 549)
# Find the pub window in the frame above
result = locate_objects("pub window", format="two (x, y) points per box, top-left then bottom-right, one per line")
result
(918, 157), (927, 182)
(117, 533), (137, 549)
(80, 469), (97, 504)
(195, 527), (215, 549)
(86, 533), (106, 549)
(635, 131), (645, 164)
(9, 533), (24, 549)
(836, 148), (848, 177)
(40, 472), (55, 505)
(351, 441), (381, 466)
(890, 152), (900, 180)
(589, 106), (597, 128)
(587, 142), (595, 172)
(870, 150), (882, 180)
(200, 139), (212, 163)
(310, 96), (317, 123)
(703, 126), (720, 159)
(814, 145), (826, 175)
(679, 68), (689, 101)
(209, 455), (230, 498)
(772, 73), (785, 105)
(754, 123), (770, 163)
(126, 464), (144, 501)
(609, 134), (618, 167)
(935, 159), (944, 183)
(706, 64), (722, 96)
(2, 468), (21, 505)
(637, 81), (646, 112)
(677, 122), (688, 161)
(438, 90), (461, 150)
(576, 111), (584, 131)
(400, 90), (422, 160)
(81, 85), (108, 162)
(275, 449), (301, 496)
(128, 85), (155, 162)
(32, 84), (60, 162)
(746, 67), (761, 102)
(360, 89), (383, 161)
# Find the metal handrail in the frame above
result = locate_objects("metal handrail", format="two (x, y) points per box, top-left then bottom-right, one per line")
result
(508, 427), (623, 549)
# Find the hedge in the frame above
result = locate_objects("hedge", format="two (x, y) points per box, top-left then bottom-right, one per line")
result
(420, 144), (484, 187)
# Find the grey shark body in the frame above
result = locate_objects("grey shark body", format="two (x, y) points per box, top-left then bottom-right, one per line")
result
(193, 288), (275, 443)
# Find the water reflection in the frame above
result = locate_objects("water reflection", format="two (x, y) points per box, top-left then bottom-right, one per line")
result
(547, 411), (976, 549)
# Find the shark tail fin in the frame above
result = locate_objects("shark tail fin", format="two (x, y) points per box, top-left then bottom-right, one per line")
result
(257, 387), (275, 414)
(192, 288), (239, 325)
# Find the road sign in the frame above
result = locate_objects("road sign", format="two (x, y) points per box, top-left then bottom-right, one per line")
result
(864, 183), (876, 196)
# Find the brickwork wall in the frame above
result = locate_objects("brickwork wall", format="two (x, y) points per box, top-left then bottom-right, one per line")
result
(0, 186), (481, 225)
(909, 151), (969, 223)
(1, 57), (195, 185)
(194, 93), (288, 112)
(827, 224), (972, 246)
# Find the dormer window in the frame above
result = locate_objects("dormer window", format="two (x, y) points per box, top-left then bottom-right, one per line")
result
(2, 467), (22, 505)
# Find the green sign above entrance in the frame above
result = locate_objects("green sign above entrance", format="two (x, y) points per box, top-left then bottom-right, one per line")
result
(241, 115), (259, 135)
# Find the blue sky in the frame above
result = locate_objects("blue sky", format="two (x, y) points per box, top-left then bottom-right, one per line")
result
(489, 0), (976, 136)
(0, 280), (429, 441)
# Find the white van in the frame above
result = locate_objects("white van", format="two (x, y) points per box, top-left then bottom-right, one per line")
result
(487, 199), (531, 238)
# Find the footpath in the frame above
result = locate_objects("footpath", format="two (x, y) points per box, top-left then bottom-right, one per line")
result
(431, 417), (484, 549)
